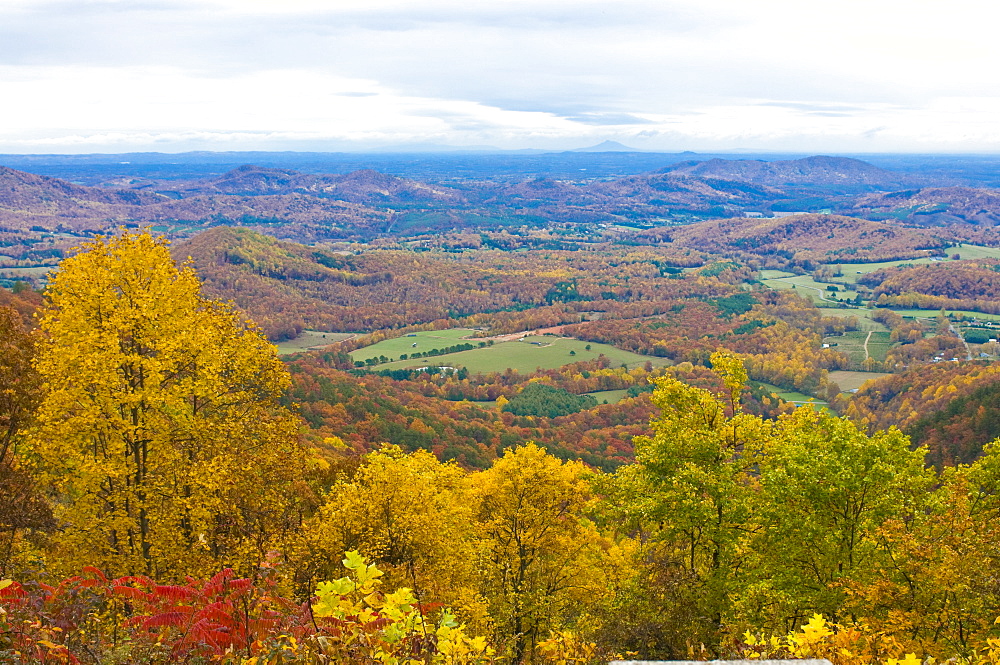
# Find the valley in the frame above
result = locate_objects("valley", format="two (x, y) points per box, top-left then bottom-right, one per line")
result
(8, 150), (1000, 662)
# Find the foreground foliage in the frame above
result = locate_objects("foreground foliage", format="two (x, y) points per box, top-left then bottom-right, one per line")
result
(23, 232), (307, 579)
(0, 553), (496, 664)
(9, 231), (1000, 663)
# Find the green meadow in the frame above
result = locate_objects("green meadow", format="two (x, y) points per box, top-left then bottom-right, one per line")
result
(586, 389), (630, 404)
(828, 246), (1000, 284)
(757, 382), (828, 411)
(275, 330), (356, 355)
(760, 274), (847, 304)
(815, 308), (888, 331)
(351, 330), (671, 374)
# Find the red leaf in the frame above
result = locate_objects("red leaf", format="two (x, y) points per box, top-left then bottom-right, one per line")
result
(113, 585), (152, 602)
(227, 578), (252, 594)
(81, 566), (108, 582)
(112, 575), (154, 588)
(142, 611), (189, 629)
(153, 585), (195, 602)
(196, 603), (237, 627)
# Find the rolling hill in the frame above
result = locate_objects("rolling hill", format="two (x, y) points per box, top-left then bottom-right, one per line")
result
(637, 213), (951, 265)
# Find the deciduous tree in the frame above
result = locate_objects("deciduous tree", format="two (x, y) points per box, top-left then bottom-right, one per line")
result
(27, 231), (306, 578)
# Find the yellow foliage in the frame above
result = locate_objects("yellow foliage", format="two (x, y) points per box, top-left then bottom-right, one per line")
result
(26, 231), (306, 578)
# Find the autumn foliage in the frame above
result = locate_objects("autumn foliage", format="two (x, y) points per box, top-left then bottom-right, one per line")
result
(10, 230), (1000, 664)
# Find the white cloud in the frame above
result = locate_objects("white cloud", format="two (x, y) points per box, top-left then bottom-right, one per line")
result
(1, 0), (999, 152)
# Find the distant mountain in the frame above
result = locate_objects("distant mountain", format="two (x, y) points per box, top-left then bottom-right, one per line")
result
(0, 165), (390, 240)
(156, 166), (464, 205)
(659, 156), (910, 190)
(849, 187), (1000, 226)
(0, 165), (163, 211)
(639, 213), (952, 265)
(570, 140), (641, 152)
(590, 171), (782, 204)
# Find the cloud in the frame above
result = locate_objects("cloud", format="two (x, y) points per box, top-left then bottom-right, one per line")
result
(2, 1), (1000, 152)
(563, 113), (655, 126)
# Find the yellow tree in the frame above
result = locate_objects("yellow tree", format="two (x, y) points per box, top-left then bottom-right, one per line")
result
(295, 447), (481, 622)
(27, 231), (305, 578)
(469, 443), (608, 664)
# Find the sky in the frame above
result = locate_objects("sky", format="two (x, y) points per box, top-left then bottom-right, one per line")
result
(2, 0), (999, 154)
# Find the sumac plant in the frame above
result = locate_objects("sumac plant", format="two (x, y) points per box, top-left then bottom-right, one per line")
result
(0, 553), (495, 664)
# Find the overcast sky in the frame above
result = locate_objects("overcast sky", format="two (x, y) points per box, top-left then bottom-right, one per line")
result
(1, 0), (999, 153)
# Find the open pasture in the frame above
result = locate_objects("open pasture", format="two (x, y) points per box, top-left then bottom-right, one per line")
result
(587, 389), (630, 404)
(827, 370), (892, 392)
(824, 330), (894, 363)
(757, 382), (828, 411)
(758, 269), (796, 279)
(887, 309), (1000, 322)
(352, 331), (670, 375)
(865, 331), (893, 361)
(947, 244), (1000, 261)
(760, 274), (844, 304)
(829, 257), (936, 284)
(816, 308), (888, 331)
(824, 330), (871, 365)
(351, 328), (479, 362)
(822, 246), (1000, 285)
(275, 330), (355, 355)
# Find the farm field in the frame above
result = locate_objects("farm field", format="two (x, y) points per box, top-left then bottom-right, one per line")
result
(351, 329), (485, 362)
(586, 389), (630, 404)
(759, 274), (847, 304)
(827, 370), (892, 392)
(816, 307), (888, 331)
(0, 265), (57, 286)
(352, 331), (670, 374)
(824, 330), (894, 363)
(758, 269), (796, 279)
(275, 330), (355, 355)
(947, 244), (1000, 260)
(825, 330), (870, 365)
(829, 257), (937, 283)
(865, 331), (893, 361)
(757, 382), (828, 410)
(888, 309), (1000, 321)
(819, 247), (1000, 285)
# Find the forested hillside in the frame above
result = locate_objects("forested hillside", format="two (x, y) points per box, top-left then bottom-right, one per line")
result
(7, 154), (1000, 269)
(7, 231), (1000, 664)
(9, 150), (1000, 663)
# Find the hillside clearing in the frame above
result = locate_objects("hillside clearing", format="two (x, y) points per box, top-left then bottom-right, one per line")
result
(352, 330), (670, 374)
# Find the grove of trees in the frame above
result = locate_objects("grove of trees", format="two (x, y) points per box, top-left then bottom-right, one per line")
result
(7, 232), (1000, 663)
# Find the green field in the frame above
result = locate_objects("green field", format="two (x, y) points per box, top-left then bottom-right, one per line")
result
(824, 330), (894, 363)
(757, 382), (828, 411)
(275, 330), (356, 355)
(825, 247), (1000, 285)
(824, 330), (870, 364)
(587, 389), (630, 404)
(758, 269), (796, 279)
(816, 308), (888, 331)
(865, 331), (893, 361)
(946, 244), (1000, 260)
(830, 258), (937, 284)
(760, 274), (849, 304)
(352, 329), (484, 362)
(352, 330), (671, 375)
(885, 309), (1000, 322)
